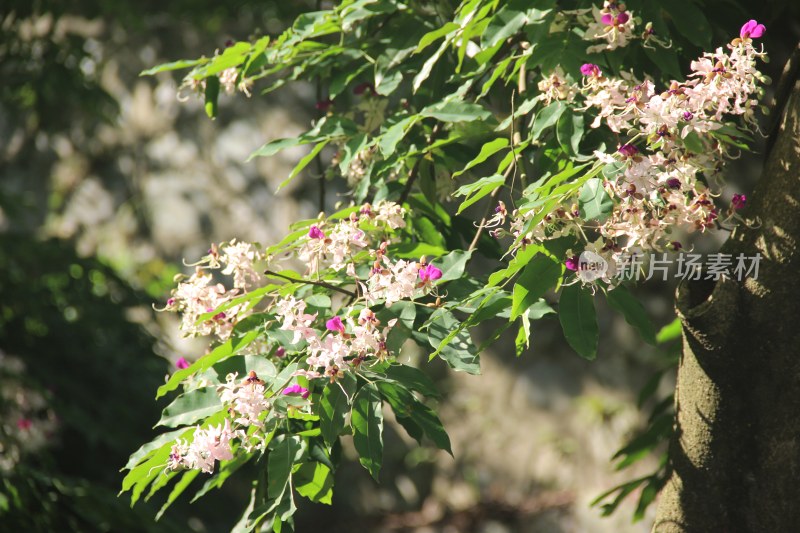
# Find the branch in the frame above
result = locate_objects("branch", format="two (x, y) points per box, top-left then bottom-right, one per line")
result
(264, 270), (356, 297)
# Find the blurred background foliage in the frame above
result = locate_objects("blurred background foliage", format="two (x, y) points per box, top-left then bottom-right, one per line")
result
(0, 0), (797, 531)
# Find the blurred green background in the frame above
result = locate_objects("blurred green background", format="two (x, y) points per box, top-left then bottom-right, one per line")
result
(1, 1), (797, 531)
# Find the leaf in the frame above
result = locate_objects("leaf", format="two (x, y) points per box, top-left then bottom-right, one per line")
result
(606, 286), (657, 345)
(377, 381), (452, 455)
(268, 436), (304, 499)
(420, 100), (492, 122)
(664, 0), (712, 49)
(413, 38), (450, 92)
(558, 284), (598, 360)
(351, 383), (384, 480)
(156, 470), (199, 520)
(124, 427), (187, 470)
(511, 253), (562, 320)
(383, 363), (440, 399)
(415, 22), (459, 52)
(531, 101), (565, 141)
(656, 318), (682, 343)
(294, 462), (334, 504)
(157, 387), (223, 428)
(515, 312), (531, 357)
(204, 75), (220, 119)
(556, 112), (584, 156)
(435, 250), (472, 282)
(277, 140), (328, 191)
(578, 178), (613, 221)
(427, 308), (480, 374)
(682, 130), (706, 154)
(454, 138), (509, 177)
(319, 376), (355, 446)
(379, 116), (417, 157)
(140, 58), (209, 76)
(156, 329), (259, 399)
(454, 174), (506, 214)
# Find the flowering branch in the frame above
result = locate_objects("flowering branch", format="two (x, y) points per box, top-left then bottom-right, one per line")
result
(263, 269), (357, 297)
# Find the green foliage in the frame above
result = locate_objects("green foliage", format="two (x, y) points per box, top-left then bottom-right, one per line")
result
(126, 0), (770, 528)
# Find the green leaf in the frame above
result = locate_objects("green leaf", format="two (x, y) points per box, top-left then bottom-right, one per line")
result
(606, 286), (657, 345)
(556, 112), (584, 156)
(377, 381), (452, 455)
(511, 253), (562, 320)
(454, 138), (509, 177)
(268, 436), (304, 499)
(157, 387), (223, 428)
(435, 250), (472, 282)
(664, 0), (712, 49)
(156, 470), (199, 520)
(294, 462), (334, 504)
(531, 101), (565, 141)
(351, 383), (384, 480)
(156, 329), (259, 399)
(140, 58), (209, 76)
(415, 22), (459, 52)
(454, 174), (506, 214)
(578, 178), (613, 221)
(319, 375), (355, 446)
(204, 75), (220, 119)
(420, 100), (492, 122)
(379, 116), (417, 157)
(558, 284), (598, 360)
(278, 140), (328, 191)
(515, 312), (531, 357)
(656, 318), (681, 343)
(427, 308), (480, 374)
(682, 130), (706, 154)
(383, 363), (440, 399)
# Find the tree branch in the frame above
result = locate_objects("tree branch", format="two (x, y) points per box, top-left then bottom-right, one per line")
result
(264, 269), (356, 297)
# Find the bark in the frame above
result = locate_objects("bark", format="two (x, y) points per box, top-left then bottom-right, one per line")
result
(654, 52), (800, 531)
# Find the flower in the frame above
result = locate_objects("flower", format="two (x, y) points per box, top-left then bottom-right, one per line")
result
(580, 63), (602, 77)
(308, 225), (325, 240)
(418, 264), (442, 283)
(565, 255), (580, 271)
(732, 194), (747, 210)
(16, 418), (32, 431)
(274, 346), (286, 358)
(740, 20), (765, 40)
(315, 98), (333, 112)
(175, 357), (190, 369)
(326, 316), (346, 333)
(282, 384), (310, 399)
(618, 144), (639, 157)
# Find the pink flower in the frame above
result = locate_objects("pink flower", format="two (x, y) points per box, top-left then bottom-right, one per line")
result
(308, 225), (325, 239)
(282, 383), (310, 399)
(618, 144), (639, 157)
(418, 264), (443, 283)
(326, 316), (345, 333)
(175, 357), (190, 369)
(601, 13), (614, 25)
(616, 12), (630, 24)
(353, 82), (375, 95)
(16, 418), (32, 430)
(732, 194), (747, 210)
(740, 20), (765, 39)
(275, 346), (286, 358)
(580, 63), (602, 77)
(565, 255), (580, 272)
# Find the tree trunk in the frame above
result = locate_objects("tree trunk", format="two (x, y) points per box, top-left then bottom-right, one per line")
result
(654, 54), (800, 531)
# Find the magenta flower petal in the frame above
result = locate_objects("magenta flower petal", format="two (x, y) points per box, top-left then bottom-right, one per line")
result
(175, 357), (190, 369)
(618, 144), (639, 157)
(326, 316), (345, 333)
(308, 225), (325, 239)
(601, 13), (613, 25)
(580, 63), (601, 77)
(732, 194), (747, 210)
(740, 19), (766, 39)
(282, 384), (310, 399)
(616, 12), (630, 24)
(419, 264), (443, 282)
(565, 255), (580, 272)
(275, 346), (286, 358)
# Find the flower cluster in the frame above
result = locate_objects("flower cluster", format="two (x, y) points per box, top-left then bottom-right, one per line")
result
(584, 1), (638, 52)
(161, 240), (264, 340)
(501, 20), (767, 283)
(168, 419), (235, 474)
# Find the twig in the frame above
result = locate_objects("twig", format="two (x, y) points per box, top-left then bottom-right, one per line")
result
(264, 269), (356, 297)
(468, 56), (529, 253)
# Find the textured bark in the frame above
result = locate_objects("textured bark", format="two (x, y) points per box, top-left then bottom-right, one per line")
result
(654, 57), (800, 531)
